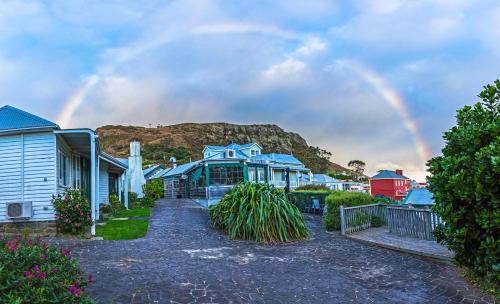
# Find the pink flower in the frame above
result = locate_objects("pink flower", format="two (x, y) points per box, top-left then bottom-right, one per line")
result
(51, 268), (58, 273)
(6, 240), (18, 252)
(88, 274), (96, 283)
(60, 207), (65, 211)
(69, 285), (82, 296)
(24, 271), (33, 279)
(41, 255), (47, 259)
(38, 272), (46, 280)
(80, 212), (84, 216)
(60, 248), (71, 257)
(33, 265), (40, 272)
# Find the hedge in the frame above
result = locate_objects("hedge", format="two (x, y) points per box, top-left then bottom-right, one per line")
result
(323, 191), (376, 230)
(287, 190), (331, 213)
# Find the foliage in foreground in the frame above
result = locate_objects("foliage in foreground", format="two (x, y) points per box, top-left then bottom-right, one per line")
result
(323, 191), (376, 230)
(209, 182), (310, 243)
(53, 189), (92, 236)
(0, 235), (95, 304)
(428, 80), (500, 287)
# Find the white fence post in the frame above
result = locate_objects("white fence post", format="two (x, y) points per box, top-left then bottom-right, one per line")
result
(340, 205), (346, 235)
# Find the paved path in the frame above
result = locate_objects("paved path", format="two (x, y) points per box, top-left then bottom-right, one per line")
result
(53, 199), (494, 304)
(347, 227), (453, 261)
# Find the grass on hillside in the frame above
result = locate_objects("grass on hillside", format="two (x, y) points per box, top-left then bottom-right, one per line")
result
(96, 207), (151, 240)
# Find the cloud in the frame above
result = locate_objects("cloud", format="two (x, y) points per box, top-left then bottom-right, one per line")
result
(261, 59), (307, 84)
(292, 37), (327, 57)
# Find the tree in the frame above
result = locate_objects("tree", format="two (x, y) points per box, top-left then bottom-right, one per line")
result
(348, 160), (366, 180)
(427, 80), (499, 287)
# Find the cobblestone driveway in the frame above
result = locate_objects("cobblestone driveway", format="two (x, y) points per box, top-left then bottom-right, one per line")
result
(55, 199), (494, 304)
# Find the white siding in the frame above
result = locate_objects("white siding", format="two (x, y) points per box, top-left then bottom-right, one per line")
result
(0, 132), (56, 222)
(99, 161), (109, 204)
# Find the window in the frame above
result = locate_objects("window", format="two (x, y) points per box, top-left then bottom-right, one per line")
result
(204, 152), (210, 158)
(257, 167), (265, 183)
(58, 150), (69, 186)
(248, 167), (256, 182)
(250, 149), (257, 156)
(209, 166), (243, 185)
(72, 155), (81, 189)
(281, 170), (287, 181)
(226, 150), (235, 158)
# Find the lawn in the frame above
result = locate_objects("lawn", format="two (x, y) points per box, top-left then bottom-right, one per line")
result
(96, 208), (151, 240)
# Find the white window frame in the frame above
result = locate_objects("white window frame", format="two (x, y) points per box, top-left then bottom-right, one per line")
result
(227, 150), (235, 158)
(72, 154), (81, 189)
(58, 150), (70, 187)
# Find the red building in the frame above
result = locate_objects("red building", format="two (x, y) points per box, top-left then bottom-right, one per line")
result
(369, 169), (411, 201)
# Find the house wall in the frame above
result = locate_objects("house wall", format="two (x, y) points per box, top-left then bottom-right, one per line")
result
(370, 179), (410, 200)
(56, 135), (71, 195)
(0, 132), (57, 223)
(99, 161), (109, 204)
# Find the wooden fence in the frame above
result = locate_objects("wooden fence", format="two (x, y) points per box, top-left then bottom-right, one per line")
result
(340, 204), (443, 241)
(387, 206), (443, 241)
(340, 203), (387, 235)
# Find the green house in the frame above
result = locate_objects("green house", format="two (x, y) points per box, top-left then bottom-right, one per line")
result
(160, 143), (311, 206)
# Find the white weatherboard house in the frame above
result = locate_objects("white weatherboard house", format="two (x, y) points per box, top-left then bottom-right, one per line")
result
(0, 105), (129, 236)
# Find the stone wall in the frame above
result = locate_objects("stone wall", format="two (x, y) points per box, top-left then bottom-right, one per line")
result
(0, 221), (57, 236)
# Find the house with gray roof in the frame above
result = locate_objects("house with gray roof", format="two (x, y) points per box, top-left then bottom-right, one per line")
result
(161, 142), (311, 206)
(0, 105), (129, 236)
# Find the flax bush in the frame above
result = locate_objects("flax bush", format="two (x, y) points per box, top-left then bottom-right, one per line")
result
(209, 182), (310, 243)
(0, 235), (95, 303)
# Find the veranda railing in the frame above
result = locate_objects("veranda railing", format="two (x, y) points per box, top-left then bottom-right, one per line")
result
(387, 206), (443, 241)
(340, 203), (387, 235)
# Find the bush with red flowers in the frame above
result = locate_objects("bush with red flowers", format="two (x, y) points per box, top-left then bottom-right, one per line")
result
(0, 235), (95, 303)
(53, 189), (93, 235)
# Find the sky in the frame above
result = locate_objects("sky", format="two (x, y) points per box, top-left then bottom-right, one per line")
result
(1, 0), (499, 181)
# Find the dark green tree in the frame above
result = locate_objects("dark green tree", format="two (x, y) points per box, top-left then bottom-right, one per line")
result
(427, 80), (499, 286)
(348, 160), (366, 180)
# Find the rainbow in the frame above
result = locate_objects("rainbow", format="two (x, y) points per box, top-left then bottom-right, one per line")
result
(333, 60), (432, 165)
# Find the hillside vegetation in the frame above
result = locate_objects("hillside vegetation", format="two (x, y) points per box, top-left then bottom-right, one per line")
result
(96, 123), (346, 173)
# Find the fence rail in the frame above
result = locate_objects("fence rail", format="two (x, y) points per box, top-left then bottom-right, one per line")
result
(340, 204), (443, 241)
(340, 203), (387, 235)
(387, 206), (443, 241)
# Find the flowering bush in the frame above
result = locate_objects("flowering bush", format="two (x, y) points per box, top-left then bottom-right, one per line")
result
(53, 189), (93, 235)
(0, 235), (95, 303)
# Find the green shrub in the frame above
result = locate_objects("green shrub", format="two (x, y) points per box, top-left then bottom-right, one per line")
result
(143, 179), (164, 200)
(371, 215), (383, 227)
(0, 236), (95, 303)
(323, 191), (376, 230)
(52, 189), (93, 235)
(128, 192), (138, 204)
(428, 80), (500, 287)
(139, 197), (156, 208)
(109, 194), (124, 214)
(294, 184), (330, 191)
(209, 182), (310, 243)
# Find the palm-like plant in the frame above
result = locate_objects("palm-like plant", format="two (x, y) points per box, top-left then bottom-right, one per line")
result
(209, 182), (310, 243)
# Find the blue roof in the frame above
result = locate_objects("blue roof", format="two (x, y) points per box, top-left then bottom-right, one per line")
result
(143, 164), (164, 176)
(204, 142), (260, 151)
(371, 170), (409, 179)
(252, 153), (303, 166)
(403, 189), (435, 205)
(313, 174), (340, 183)
(0, 105), (59, 131)
(116, 158), (129, 166)
(164, 161), (198, 177)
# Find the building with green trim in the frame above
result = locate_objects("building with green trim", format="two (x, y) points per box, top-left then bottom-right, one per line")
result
(160, 143), (311, 206)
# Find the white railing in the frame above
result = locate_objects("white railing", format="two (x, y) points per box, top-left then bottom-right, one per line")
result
(340, 203), (387, 235)
(387, 206), (443, 241)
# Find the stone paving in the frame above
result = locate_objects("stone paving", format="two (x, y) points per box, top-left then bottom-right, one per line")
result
(347, 227), (454, 261)
(52, 199), (495, 304)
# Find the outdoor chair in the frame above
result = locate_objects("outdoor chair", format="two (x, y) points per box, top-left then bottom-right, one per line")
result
(305, 198), (322, 215)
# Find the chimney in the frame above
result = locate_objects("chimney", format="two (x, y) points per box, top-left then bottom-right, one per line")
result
(169, 157), (177, 168)
(395, 169), (403, 176)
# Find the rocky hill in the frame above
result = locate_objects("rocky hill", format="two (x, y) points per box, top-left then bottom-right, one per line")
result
(96, 123), (347, 173)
